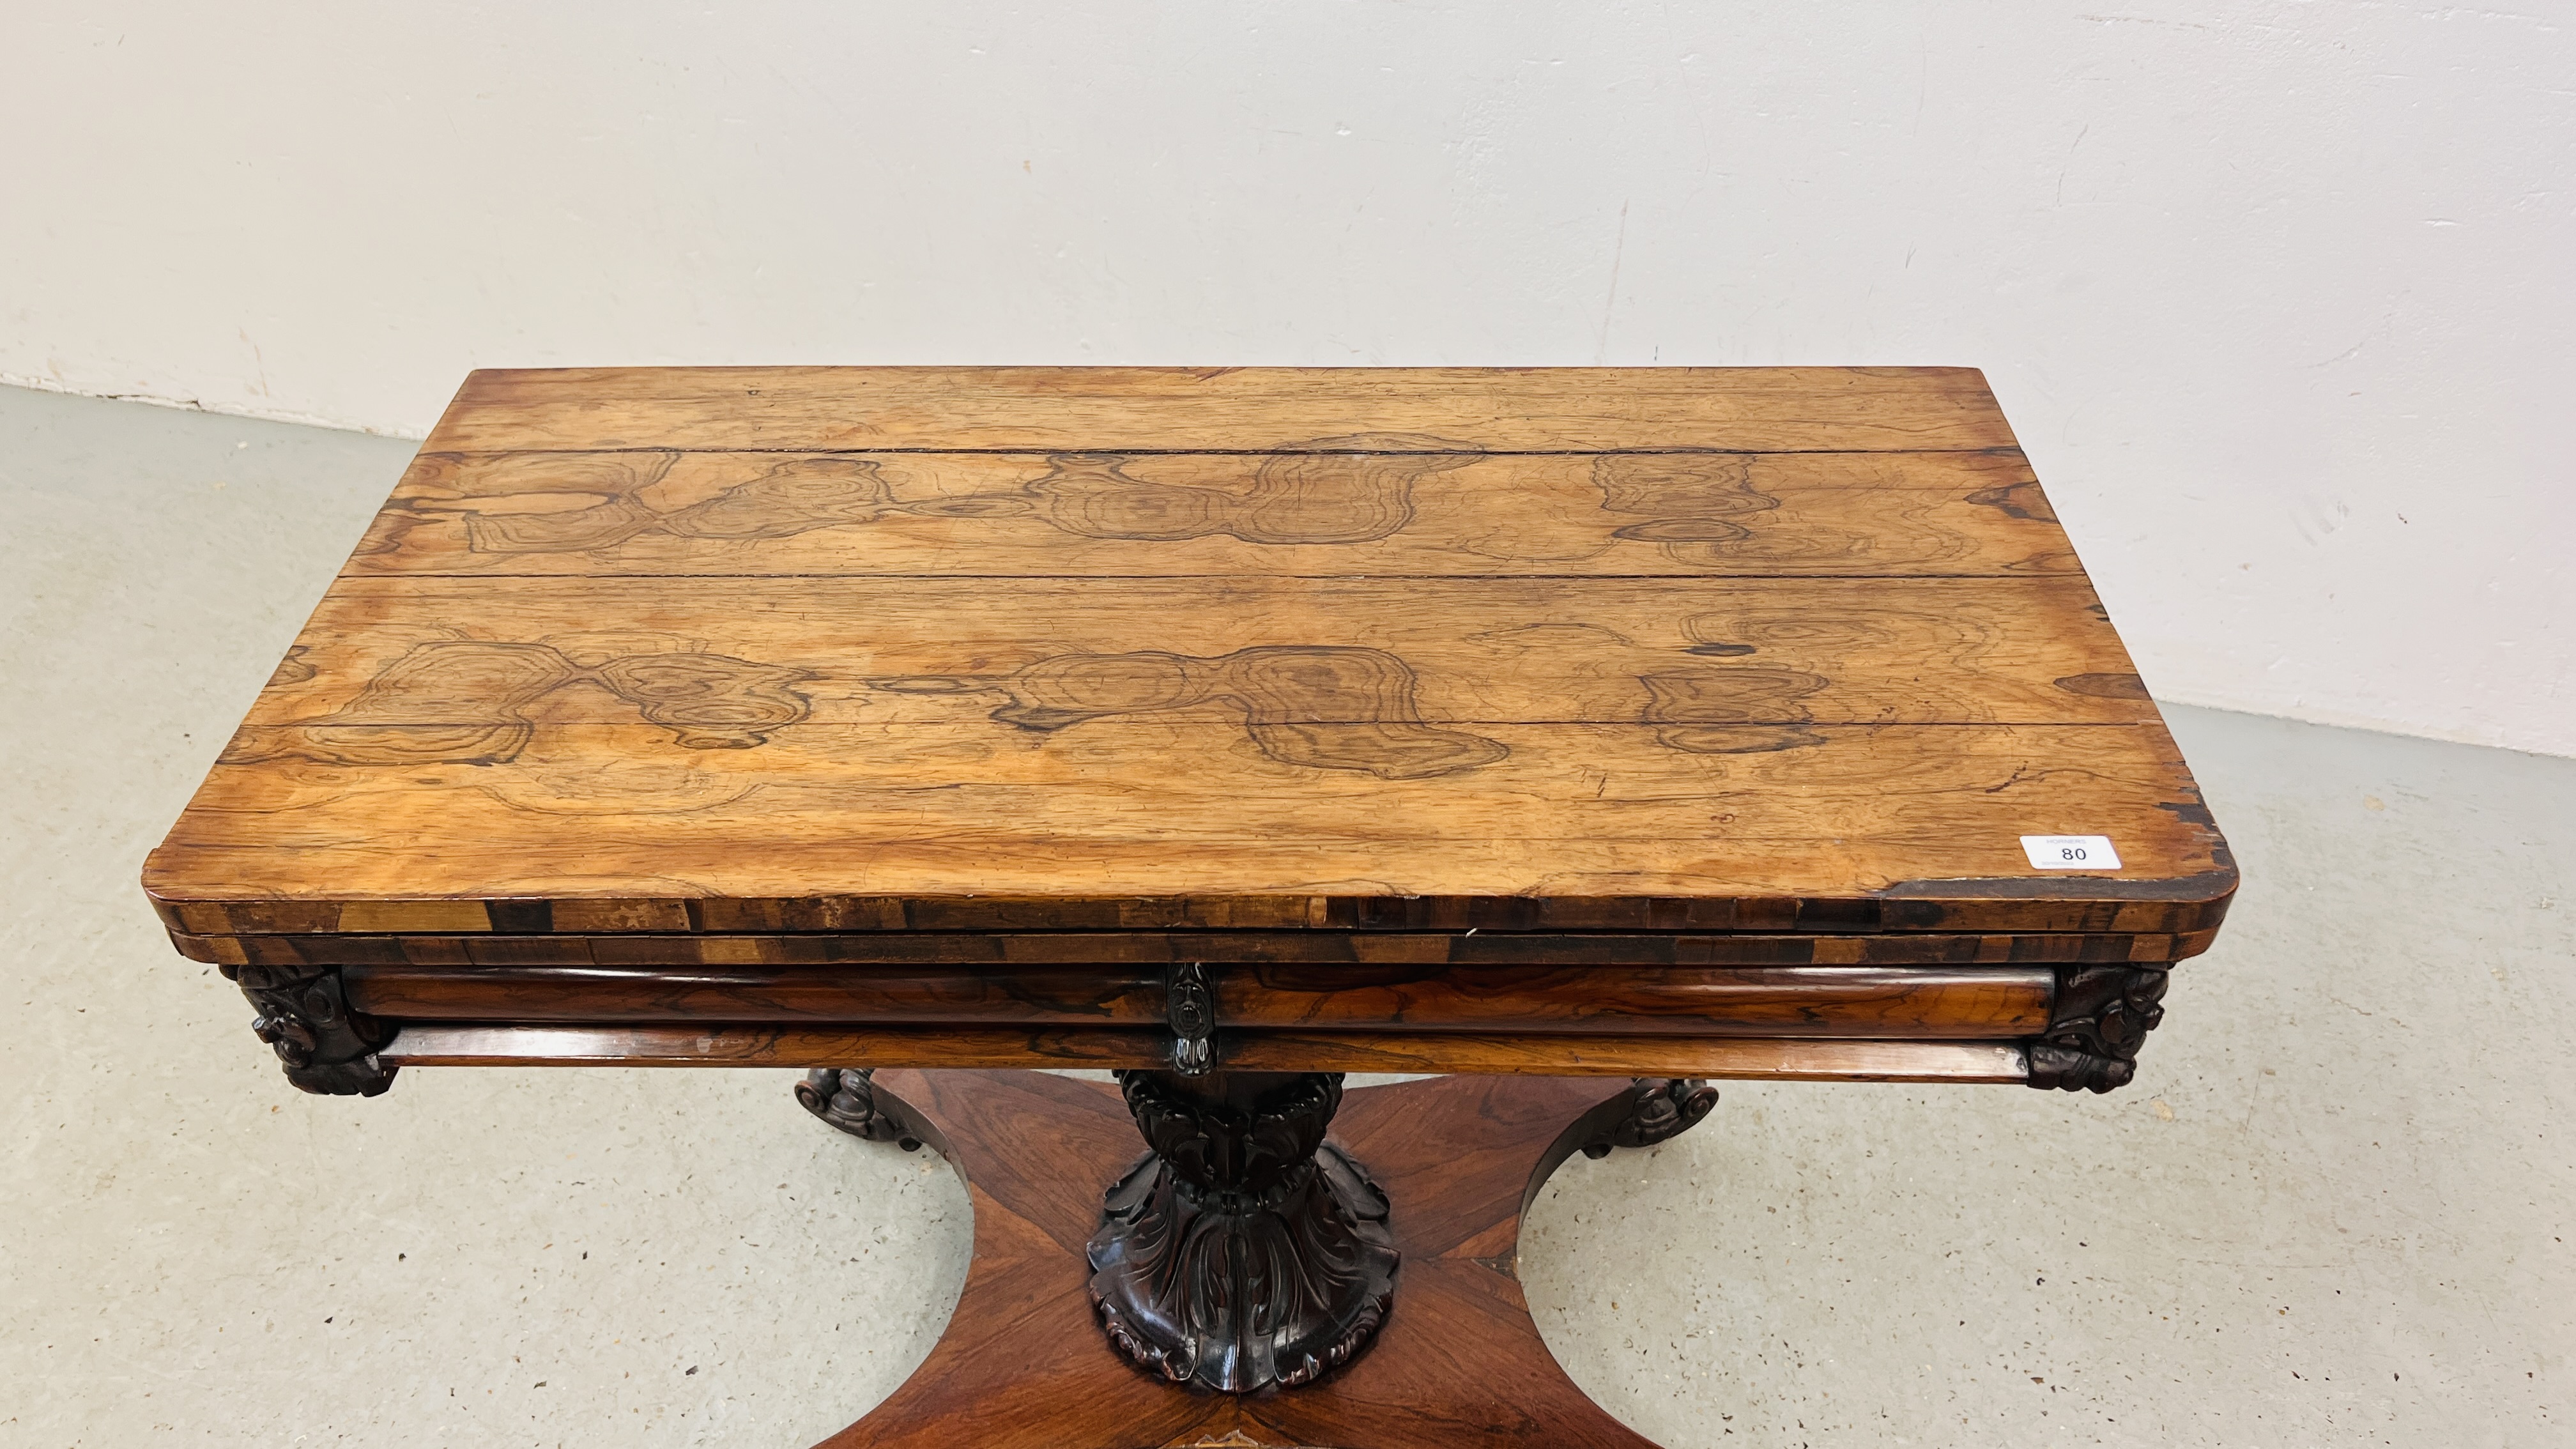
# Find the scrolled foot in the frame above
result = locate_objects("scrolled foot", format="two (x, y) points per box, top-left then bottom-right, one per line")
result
(1579, 1077), (1719, 1158)
(797, 1068), (924, 1150)
(2026, 1043), (2136, 1092)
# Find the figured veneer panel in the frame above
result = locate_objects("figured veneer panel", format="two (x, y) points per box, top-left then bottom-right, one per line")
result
(242, 577), (2152, 730)
(145, 721), (2230, 933)
(149, 367), (2234, 959)
(352, 446), (2072, 579)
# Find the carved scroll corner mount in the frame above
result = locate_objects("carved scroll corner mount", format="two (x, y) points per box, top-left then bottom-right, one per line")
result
(1580, 1077), (1719, 1159)
(796, 1067), (925, 1150)
(236, 962), (397, 1098)
(2024, 965), (2171, 1094)
(1166, 961), (1215, 1077)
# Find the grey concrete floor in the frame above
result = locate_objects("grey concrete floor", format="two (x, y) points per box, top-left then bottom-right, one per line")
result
(2, 381), (2568, 1448)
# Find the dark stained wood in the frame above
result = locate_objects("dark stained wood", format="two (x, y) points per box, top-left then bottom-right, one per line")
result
(1222, 1032), (2027, 1081)
(335, 961), (2054, 1037)
(797, 1068), (925, 1146)
(1235, 963), (2052, 1034)
(809, 1069), (1676, 1448)
(146, 366), (2235, 942)
(346, 960), (1170, 1023)
(227, 958), (397, 1096)
(2026, 964), (2172, 1092)
(420, 365), (2021, 453)
(1086, 1071), (1400, 1392)
(377, 1023), (2030, 1082)
(384, 1023), (1177, 1069)
(1571, 1077), (1722, 1157)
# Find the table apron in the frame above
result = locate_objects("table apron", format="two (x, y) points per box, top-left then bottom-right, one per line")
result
(340, 961), (2054, 1038)
(377, 1023), (2032, 1083)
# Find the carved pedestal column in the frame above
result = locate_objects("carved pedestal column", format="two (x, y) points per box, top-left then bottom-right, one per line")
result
(1085, 1070), (1400, 1393)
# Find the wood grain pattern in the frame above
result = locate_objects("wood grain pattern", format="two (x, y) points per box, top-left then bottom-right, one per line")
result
(805, 1070), (1674, 1448)
(169, 927), (2220, 968)
(146, 366), (2235, 946)
(335, 962), (2054, 1036)
(353, 447), (2073, 578)
(235, 577), (2151, 730)
(421, 365), (2021, 454)
(158, 370), (2223, 1436)
(148, 720), (2231, 931)
(378, 1023), (2029, 1082)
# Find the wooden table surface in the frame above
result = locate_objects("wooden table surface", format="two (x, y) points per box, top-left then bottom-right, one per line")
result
(145, 366), (2232, 951)
(148, 367), (2232, 1445)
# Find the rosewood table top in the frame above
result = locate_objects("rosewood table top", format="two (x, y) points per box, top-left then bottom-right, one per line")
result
(148, 366), (2231, 1088)
(148, 368), (2228, 915)
(146, 367), (2235, 1443)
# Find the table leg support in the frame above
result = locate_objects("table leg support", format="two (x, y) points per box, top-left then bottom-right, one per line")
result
(1571, 1077), (1721, 1159)
(1087, 1070), (1399, 1392)
(801, 1069), (1697, 1449)
(797, 1068), (928, 1151)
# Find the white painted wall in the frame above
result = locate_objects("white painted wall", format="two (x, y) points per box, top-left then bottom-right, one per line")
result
(4, 3), (2569, 755)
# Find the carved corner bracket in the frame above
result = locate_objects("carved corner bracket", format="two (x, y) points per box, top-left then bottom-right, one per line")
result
(224, 961), (397, 1096)
(796, 1068), (927, 1151)
(1578, 1077), (1720, 1159)
(2025, 965), (2170, 1093)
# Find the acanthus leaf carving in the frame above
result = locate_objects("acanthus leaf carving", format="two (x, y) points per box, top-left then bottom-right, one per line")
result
(1086, 1070), (1398, 1393)
(2025, 965), (2170, 1093)
(229, 960), (397, 1096)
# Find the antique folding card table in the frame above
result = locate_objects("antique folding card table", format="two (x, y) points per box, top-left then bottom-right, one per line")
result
(146, 367), (2233, 1448)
